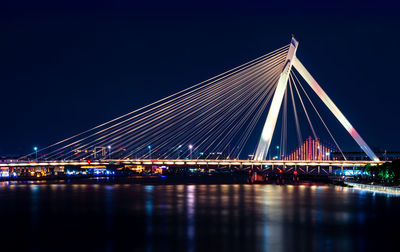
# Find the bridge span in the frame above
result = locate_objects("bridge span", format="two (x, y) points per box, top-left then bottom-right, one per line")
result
(0, 159), (387, 177)
(0, 159), (385, 168)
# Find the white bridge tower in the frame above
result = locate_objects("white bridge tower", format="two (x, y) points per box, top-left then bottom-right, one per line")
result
(254, 36), (379, 161)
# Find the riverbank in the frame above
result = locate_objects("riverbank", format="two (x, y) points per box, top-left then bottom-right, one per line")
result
(344, 181), (400, 194)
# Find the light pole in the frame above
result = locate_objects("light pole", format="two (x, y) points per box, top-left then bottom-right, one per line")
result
(325, 152), (330, 160)
(107, 145), (111, 159)
(148, 145), (151, 159)
(189, 145), (193, 159)
(33, 146), (38, 160)
(276, 145), (279, 160)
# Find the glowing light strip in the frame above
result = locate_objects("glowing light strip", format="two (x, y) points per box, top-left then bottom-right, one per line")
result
(292, 57), (379, 161)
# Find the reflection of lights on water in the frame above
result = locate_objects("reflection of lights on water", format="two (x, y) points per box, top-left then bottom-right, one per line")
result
(145, 184), (154, 252)
(187, 185), (195, 211)
(186, 185), (196, 251)
(177, 185), (184, 192)
(349, 186), (400, 197)
(145, 185), (154, 192)
(221, 184), (229, 192)
(30, 184), (39, 192)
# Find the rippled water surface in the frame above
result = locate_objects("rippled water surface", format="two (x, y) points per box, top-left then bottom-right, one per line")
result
(0, 180), (399, 251)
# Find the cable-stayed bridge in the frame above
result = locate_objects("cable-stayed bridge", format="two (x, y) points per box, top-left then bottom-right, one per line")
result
(4, 36), (385, 175)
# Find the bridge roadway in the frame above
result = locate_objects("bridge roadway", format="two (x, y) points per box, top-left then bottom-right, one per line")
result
(0, 159), (387, 175)
(0, 159), (385, 168)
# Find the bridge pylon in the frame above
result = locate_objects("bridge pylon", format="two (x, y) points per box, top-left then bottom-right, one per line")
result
(254, 36), (379, 162)
(254, 36), (298, 161)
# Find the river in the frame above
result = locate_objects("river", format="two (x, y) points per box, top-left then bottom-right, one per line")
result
(0, 178), (399, 251)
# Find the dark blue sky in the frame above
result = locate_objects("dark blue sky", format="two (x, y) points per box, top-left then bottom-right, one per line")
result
(1, 0), (400, 155)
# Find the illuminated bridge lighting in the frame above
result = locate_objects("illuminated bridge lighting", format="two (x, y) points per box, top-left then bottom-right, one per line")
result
(284, 136), (336, 161)
(16, 36), (379, 164)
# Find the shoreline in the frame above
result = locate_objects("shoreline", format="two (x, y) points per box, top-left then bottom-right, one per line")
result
(344, 181), (400, 194)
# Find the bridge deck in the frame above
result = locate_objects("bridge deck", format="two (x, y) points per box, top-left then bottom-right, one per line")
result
(0, 159), (386, 168)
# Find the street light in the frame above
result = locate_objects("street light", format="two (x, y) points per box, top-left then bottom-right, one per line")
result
(189, 145), (193, 159)
(107, 145), (111, 159)
(276, 145), (279, 160)
(148, 145), (152, 159)
(33, 146), (38, 160)
(325, 152), (330, 160)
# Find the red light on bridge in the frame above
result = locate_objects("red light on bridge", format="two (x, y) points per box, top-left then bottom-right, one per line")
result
(293, 170), (298, 175)
(87, 160), (91, 164)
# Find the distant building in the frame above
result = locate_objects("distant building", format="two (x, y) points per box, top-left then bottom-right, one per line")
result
(0, 154), (22, 162)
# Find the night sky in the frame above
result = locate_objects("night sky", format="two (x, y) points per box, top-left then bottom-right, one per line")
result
(1, 1), (400, 155)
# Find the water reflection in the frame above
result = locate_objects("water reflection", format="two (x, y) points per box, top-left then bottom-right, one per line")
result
(0, 182), (399, 251)
(186, 185), (195, 252)
(145, 185), (153, 252)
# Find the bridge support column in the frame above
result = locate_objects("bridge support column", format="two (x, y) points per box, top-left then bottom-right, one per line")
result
(329, 166), (332, 174)
(318, 166), (320, 175)
(341, 166), (343, 175)
(306, 165), (308, 174)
